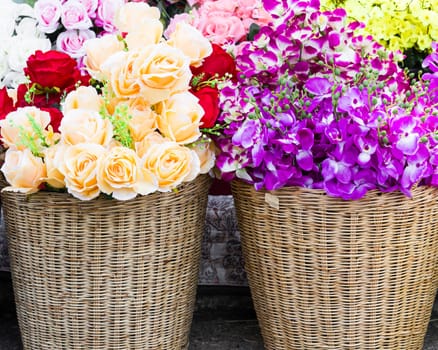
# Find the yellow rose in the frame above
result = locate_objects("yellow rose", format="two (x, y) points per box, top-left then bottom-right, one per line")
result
(114, 2), (160, 34)
(96, 146), (158, 200)
(103, 95), (128, 116)
(156, 91), (203, 144)
(1, 148), (46, 194)
(192, 140), (216, 174)
(125, 19), (163, 50)
(62, 86), (102, 114)
(44, 144), (66, 189)
(59, 109), (113, 146)
(141, 141), (200, 192)
(83, 35), (125, 80)
(167, 22), (213, 67)
(126, 98), (157, 142)
(135, 131), (168, 158)
(103, 50), (141, 99)
(59, 143), (106, 200)
(133, 43), (192, 104)
(0, 107), (51, 151)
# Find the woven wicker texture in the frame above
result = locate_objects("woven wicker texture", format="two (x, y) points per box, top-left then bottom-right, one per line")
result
(2, 175), (211, 350)
(232, 181), (438, 350)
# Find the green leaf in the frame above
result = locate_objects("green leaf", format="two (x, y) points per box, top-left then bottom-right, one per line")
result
(247, 23), (261, 42)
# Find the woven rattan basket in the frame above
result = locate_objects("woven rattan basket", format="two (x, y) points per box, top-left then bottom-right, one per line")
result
(232, 181), (438, 350)
(2, 175), (211, 350)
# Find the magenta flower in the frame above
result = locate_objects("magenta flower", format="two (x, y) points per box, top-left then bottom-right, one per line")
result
(213, 0), (438, 200)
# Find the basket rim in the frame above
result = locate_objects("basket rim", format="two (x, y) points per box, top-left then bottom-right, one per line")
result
(231, 179), (438, 201)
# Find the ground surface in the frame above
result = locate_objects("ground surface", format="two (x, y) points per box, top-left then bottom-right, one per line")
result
(1, 273), (438, 350)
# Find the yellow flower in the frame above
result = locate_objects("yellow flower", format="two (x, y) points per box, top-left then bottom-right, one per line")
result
(62, 86), (102, 113)
(59, 109), (113, 146)
(126, 98), (158, 142)
(96, 146), (158, 200)
(192, 140), (216, 174)
(44, 144), (66, 189)
(155, 91), (203, 145)
(141, 142), (200, 192)
(83, 35), (125, 80)
(58, 143), (106, 200)
(167, 22), (213, 67)
(134, 43), (192, 104)
(135, 132), (168, 158)
(114, 2), (160, 34)
(1, 148), (46, 194)
(0, 107), (51, 151)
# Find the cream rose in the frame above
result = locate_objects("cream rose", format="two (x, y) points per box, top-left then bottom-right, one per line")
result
(133, 43), (192, 104)
(1, 148), (46, 194)
(126, 98), (157, 142)
(167, 22), (212, 67)
(156, 91), (203, 144)
(0, 107), (51, 151)
(141, 141), (200, 192)
(125, 19), (163, 50)
(102, 50), (141, 99)
(83, 34), (125, 80)
(62, 85), (102, 113)
(59, 109), (113, 146)
(114, 2), (160, 33)
(192, 140), (216, 174)
(58, 143), (106, 200)
(96, 146), (158, 200)
(44, 144), (66, 189)
(135, 131), (168, 158)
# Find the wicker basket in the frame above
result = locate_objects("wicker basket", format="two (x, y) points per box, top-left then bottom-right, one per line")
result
(232, 181), (438, 350)
(2, 175), (211, 350)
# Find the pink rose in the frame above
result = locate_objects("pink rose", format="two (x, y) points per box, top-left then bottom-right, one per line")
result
(236, 0), (272, 28)
(200, 0), (236, 13)
(35, 0), (62, 34)
(164, 13), (191, 39)
(56, 29), (96, 58)
(193, 8), (246, 45)
(74, 0), (98, 18)
(187, 0), (206, 6)
(61, 0), (92, 30)
(95, 0), (125, 33)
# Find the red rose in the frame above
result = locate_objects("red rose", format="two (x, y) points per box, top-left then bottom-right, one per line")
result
(40, 107), (64, 133)
(16, 84), (61, 109)
(15, 85), (64, 132)
(0, 87), (16, 120)
(24, 50), (82, 90)
(193, 86), (220, 128)
(191, 44), (237, 81)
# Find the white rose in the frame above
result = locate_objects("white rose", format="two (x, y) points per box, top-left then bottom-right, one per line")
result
(0, 16), (16, 40)
(0, 50), (9, 83)
(6, 36), (51, 72)
(15, 17), (44, 39)
(15, 3), (35, 19)
(2, 71), (28, 89)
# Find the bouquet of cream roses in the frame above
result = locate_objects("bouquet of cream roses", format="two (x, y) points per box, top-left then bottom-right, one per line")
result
(0, 1), (220, 201)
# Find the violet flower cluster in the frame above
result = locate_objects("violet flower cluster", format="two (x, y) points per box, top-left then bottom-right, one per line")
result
(214, 0), (438, 200)
(423, 42), (438, 105)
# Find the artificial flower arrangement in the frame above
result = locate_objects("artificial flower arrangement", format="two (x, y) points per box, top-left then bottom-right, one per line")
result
(0, 0), (51, 88)
(0, 1), (236, 201)
(213, 0), (438, 200)
(320, 0), (438, 70)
